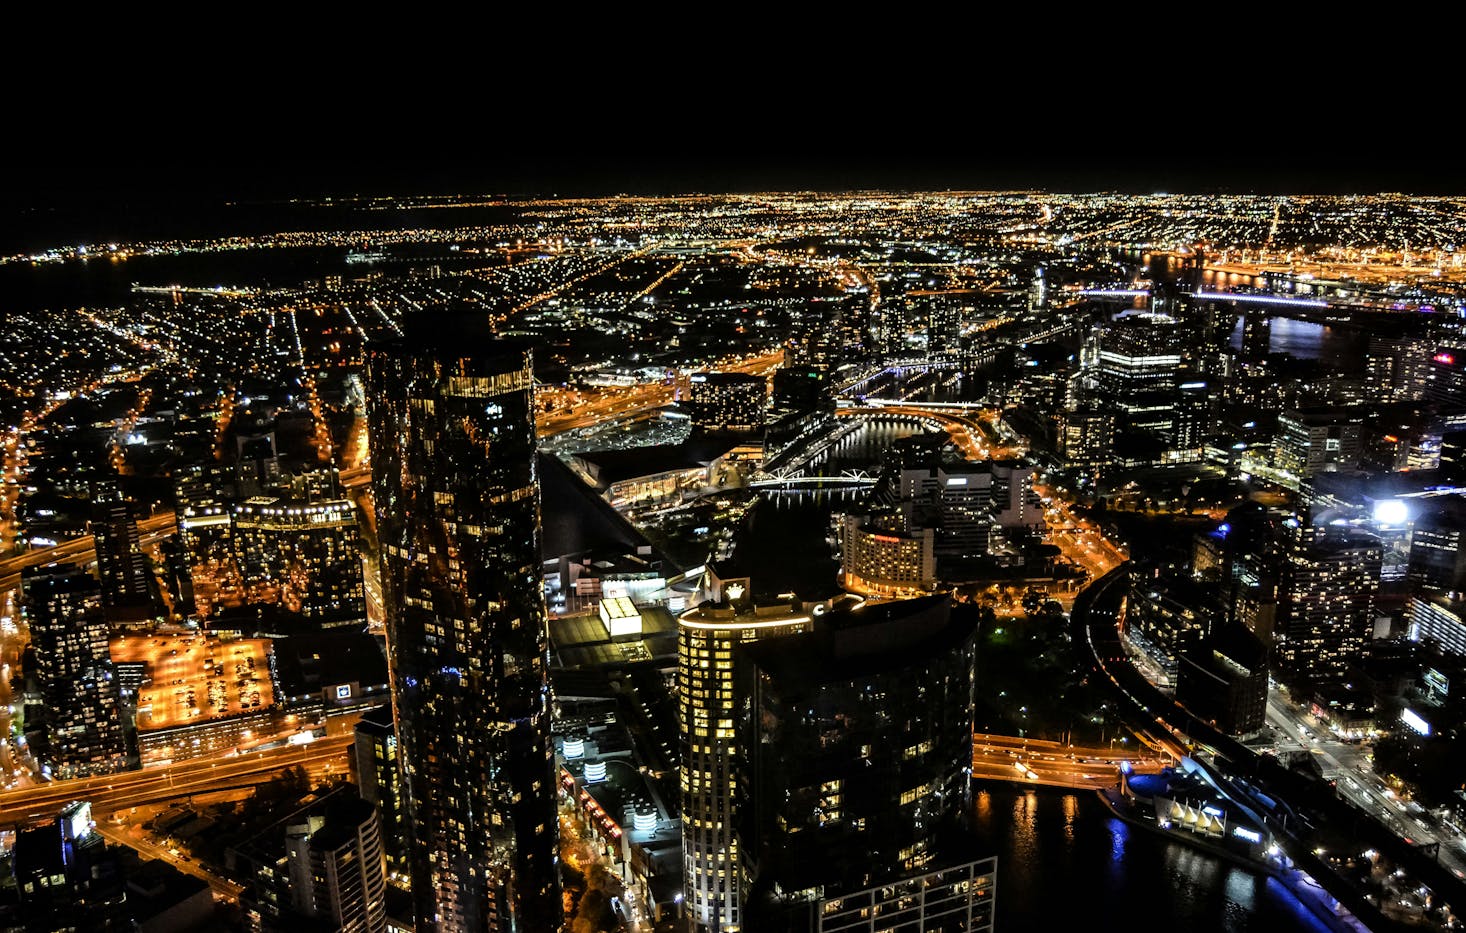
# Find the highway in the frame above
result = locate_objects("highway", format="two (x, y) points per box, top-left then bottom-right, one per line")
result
(0, 511), (177, 591)
(0, 734), (352, 828)
(1264, 690), (1466, 881)
(972, 732), (1165, 790)
(0, 589), (37, 790)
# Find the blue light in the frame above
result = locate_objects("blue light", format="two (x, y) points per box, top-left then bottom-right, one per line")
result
(1120, 760), (1133, 775)
(1217, 523), (1231, 537)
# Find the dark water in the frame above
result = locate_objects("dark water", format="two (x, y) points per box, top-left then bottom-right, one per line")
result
(1226, 315), (1364, 368)
(0, 248), (354, 314)
(805, 420), (926, 476)
(973, 783), (1329, 933)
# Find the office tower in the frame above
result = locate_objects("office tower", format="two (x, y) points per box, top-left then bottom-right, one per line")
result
(1093, 314), (1182, 397)
(1240, 312), (1272, 364)
(988, 460), (1035, 530)
(22, 567), (126, 777)
(1173, 378), (1211, 451)
(1440, 430), (1466, 483)
(235, 422), (283, 497)
(1408, 594), (1466, 659)
(1028, 265), (1047, 312)
(1407, 497), (1466, 592)
(766, 366), (834, 463)
(89, 481), (152, 616)
(1273, 408), (1365, 480)
(1059, 409), (1116, 464)
(367, 314), (560, 932)
(284, 797), (389, 933)
(1275, 523), (1381, 686)
(1425, 347), (1466, 407)
(353, 705), (408, 888)
(232, 495), (366, 627)
(801, 295), (872, 366)
(1176, 622), (1269, 735)
(769, 365), (828, 416)
(925, 294), (963, 353)
(678, 568), (820, 932)
(735, 596), (988, 931)
(688, 372), (767, 434)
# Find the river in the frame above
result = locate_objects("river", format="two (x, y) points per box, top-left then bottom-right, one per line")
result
(973, 783), (1330, 932)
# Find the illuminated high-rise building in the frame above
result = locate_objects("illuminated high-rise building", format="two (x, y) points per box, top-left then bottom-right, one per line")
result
(689, 372), (766, 434)
(1239, 312), (1271, 364)
(678, 568), (825, 932)
(1425, 347), (1466, 407)
(232, 495), (366, 628)
(1275, 522), (1381, 686)
(735, 596), (987, 932)
(367, 314), (560, 932)
(89, 481), (153, 619)
(353, 705), (408, 889)
(1094, 314), (1182, 397)
(1273, 408), (1365, 481)
(22, 567), (127, 778)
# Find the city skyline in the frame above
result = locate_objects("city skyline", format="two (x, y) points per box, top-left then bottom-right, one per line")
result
(1, 183), (1465, 931)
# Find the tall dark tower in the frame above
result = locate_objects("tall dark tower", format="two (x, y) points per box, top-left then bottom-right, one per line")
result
(366, 313), (560, 932)
(90, 481), (153, 617)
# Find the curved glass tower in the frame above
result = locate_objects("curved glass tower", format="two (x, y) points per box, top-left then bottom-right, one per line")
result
(367, 314), (560, 932)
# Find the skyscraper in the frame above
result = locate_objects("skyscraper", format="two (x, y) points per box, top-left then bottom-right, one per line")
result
(353, 705), (408, 889)
(688, 372), (767, 434)
(367, 314), (560, 932)
(678, 568), (829, 932)
(22, 567), (127, 777)
(284, 796), (389, 933)
(735, 595), (986, 931)
(90, 481), (153, 619)
(1275, 522), (1381, 686)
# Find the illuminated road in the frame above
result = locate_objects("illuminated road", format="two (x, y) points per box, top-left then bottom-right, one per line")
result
(0, 735), (352, 827)
(0, 511), (177, 592)
(972, 732), (1165, 789)
(1264, 690), (1466, 881)
(1035, 485), (1128, 583)
(95, 821), (245, 901)
(0, 589), (36, 790)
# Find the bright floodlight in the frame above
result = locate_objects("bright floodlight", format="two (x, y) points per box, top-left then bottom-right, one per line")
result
(1373, 499), (1408, 526)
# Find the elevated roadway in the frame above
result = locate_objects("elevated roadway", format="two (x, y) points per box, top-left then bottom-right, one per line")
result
(0, 735), (352, 829)
(1071, 566), (1465, 931)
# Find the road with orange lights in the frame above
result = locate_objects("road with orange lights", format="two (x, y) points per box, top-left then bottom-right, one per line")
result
(972, 732), (1166, 789)
(0, 511), (177, 592)
(0, 735), (352, 828)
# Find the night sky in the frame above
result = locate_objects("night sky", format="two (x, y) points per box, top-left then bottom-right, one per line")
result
(4, 47), (1457, 204)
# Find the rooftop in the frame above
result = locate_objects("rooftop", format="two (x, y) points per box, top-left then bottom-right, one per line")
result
(112, 633), (274, 731)
(738, 595), (978, 686)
